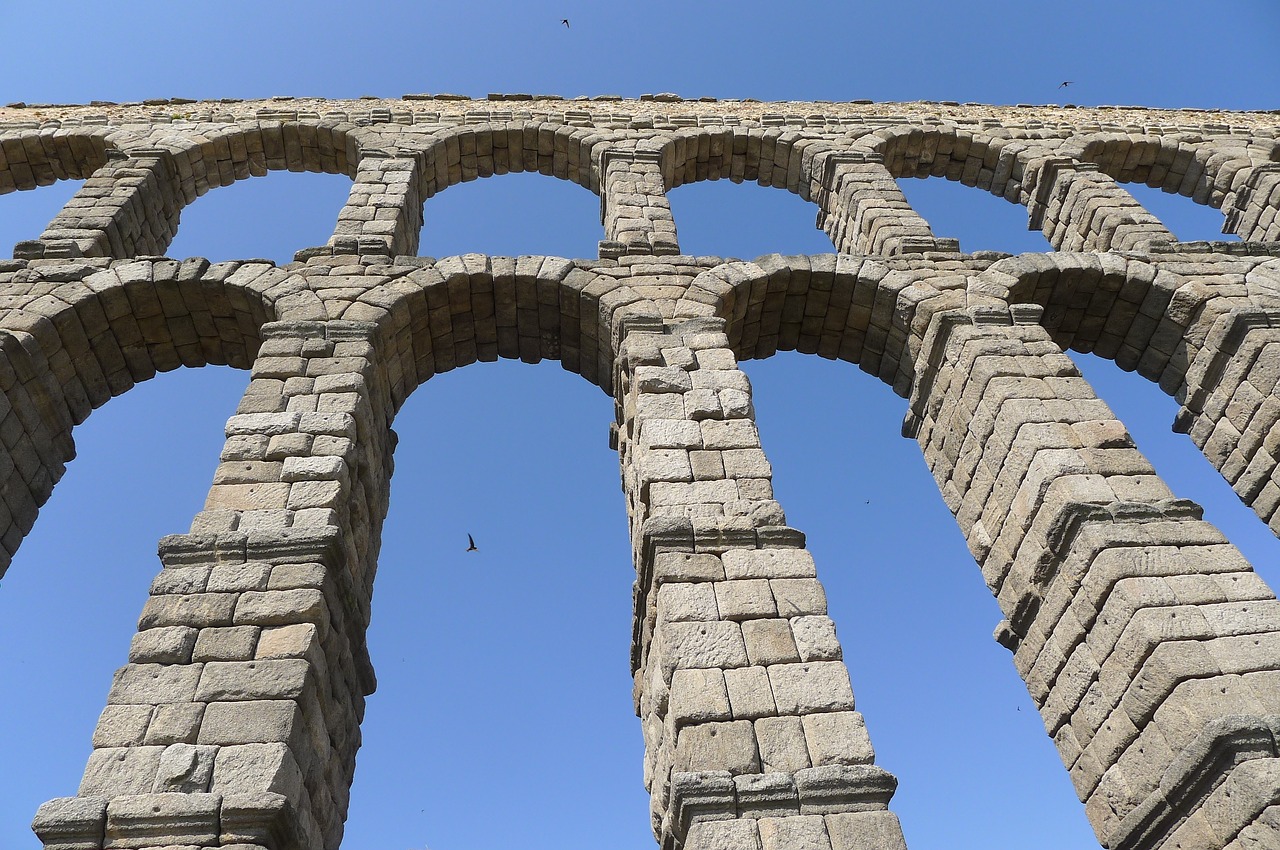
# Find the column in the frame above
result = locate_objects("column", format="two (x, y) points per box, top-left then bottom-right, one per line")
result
(598, 149), (681, 259)
(14, 149), (184, 260)
(31, 320), (396, 850)
(1176, 308), (1280, 538)
(1025, 157), (1176, 252)
(905, 303), (1280, 850)
(813, 152), (959, 256)
(615, 316), (909, 850)
(1223, 163), (1280, 243)
(295, 154), (422, 261)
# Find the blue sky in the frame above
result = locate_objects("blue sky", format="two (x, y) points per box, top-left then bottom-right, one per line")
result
(1, 3), (1279, 849)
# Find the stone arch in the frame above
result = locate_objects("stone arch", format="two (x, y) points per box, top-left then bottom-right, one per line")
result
(335, 255), (662, 408)
(856, 125), (1050, 205)
(0, 127), (126, 194)
(412, 122), (609, 201)
(0, 257), (294, 572)
(679, 254), (965, 395)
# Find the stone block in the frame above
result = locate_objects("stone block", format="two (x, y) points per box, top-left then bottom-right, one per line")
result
(755, 715), (813, 773)
(195, 659), (311, 702)
(152, 742), (217, 792)
(233, 589), (329, 630)
(206, 562), (271, 592)
(31, 795), (108, 850)
(725, 666), (778, 719)
(144, 702), (205, 745)
(771, 579), (828, 617)
(138, 593), (237, 629)
(255, 623), (320, 660)
(193, 625), (260, 662)
(802, 712), (876, 766)
(128, 626), (198, 664)
(108, 663), (203, 705)
(103, 792), (220, 849)
(716, 579), (778, 620)
(654, 552), (726, 584)
(80, 746), (164, 795)
(742, 619), (802, 665)
(791, 616), (842, 662)
(92, 705), (154, 748)
(684, 818), (763, 850)
(211, 742), (304, 800)
(768, 662), (856, 714)
(657, 582), (720, 622)
(199, 699), (303, 746)
(758, 814), (832, 850)
(674, 720), (760, 775)
(653, 621), (748, 679)
(723, 549), (817, 580)
(824, 811), (908, 850)
(670, 668), (732, 727)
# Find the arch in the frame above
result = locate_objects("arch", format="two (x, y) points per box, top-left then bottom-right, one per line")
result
(412, 121), (610, 202)
(0, 128), (120, 194)
(331, 254), (663, 407)
(679, 254), (966, 396)
(0, 257), (293, 572)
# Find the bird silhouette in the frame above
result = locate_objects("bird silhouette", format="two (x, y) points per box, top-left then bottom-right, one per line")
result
(561, 18), (570, 28)
(466, 533), (478, 552)
(1059, 81), (1073, 89)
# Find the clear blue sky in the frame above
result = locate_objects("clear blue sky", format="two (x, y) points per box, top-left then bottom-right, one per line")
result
(1, 3), (1278, 849)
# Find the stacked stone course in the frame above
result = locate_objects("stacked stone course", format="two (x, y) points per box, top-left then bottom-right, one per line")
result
(2, 95), (1280, 850)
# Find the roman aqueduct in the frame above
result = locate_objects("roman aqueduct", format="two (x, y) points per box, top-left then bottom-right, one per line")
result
(4, 95), (1280, 850)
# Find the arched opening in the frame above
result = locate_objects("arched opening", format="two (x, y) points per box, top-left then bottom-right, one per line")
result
(0, 365), (250, 847)
(417, 171), (601, 260)
(1121, 181), (1240, 243)
(0, 178), (85, 257)
(666, 179), (835, 258)
(741, 352), (1099, 850)
(165, 171), (352, 264)
(1070, 352), (1280, 571)
(342, 358), (650, 850)
(896, 176), (1051, 254)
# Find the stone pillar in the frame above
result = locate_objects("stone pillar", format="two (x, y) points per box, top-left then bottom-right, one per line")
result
(295, 154), (422, 261)
(1223, 163), (1280, 243)
(1025, 157), (1176, 252)
(813, 152), (959, 256)
(0, 328), (76, 569)
(616, 317), (908, 850)
(14, 149), (184, 260)
(598, 149), (681, 259)
(32, 320), (396, 850)
(1175, 308), (1280, 538)
(905, 303), (1280, 850)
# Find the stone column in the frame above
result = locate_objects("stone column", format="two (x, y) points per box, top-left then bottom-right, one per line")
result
(905, 303), (1280, 850)
(598, 149), (681, 259)
(615, 317), (908, 850)
(1175, 307), (1280, 538)
(14, 149), (184, 260)
(813, 152), (959, 256)
(1223, 163), (1280, 243)
(0, 328), (76, 567)
(295, 154), (422, 261)
(32, 320), (396, 850)
(1025, 157), (1176, 252)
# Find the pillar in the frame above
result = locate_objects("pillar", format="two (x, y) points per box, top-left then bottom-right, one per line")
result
(615, 316), (909, 850)
(813, 152), (959, 256)
(14, 149), (184, 260)
(1025, 157), (1176, 252)
(1223, 163), (1280, 243)
(295, 154), (422, 261)
(598, 149), (681, 259)
(31, 320), (396, 850)
(905, 303), (1280, 850)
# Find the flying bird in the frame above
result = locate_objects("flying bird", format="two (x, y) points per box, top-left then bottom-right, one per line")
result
(466, 534), (478, 552)
(1059, 81), (1073, 89)
(561, 18), (570, 28)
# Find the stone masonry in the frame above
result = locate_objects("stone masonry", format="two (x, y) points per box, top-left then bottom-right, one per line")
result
(2, 94), (1280, 850)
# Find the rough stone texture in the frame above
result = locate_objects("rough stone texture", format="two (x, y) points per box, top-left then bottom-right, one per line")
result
(4, 95), (1280, 850)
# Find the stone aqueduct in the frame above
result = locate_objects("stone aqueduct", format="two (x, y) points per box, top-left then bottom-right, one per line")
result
(3, 95), (1280, 850)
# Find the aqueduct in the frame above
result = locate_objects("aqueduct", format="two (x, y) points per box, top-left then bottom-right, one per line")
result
(4, 95), (1280, 850)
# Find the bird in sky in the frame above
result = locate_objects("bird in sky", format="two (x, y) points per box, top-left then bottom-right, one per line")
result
(561, 18), (570, 28)
(1059, 81), (1073, 88)
(466, 534), (478, 552)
